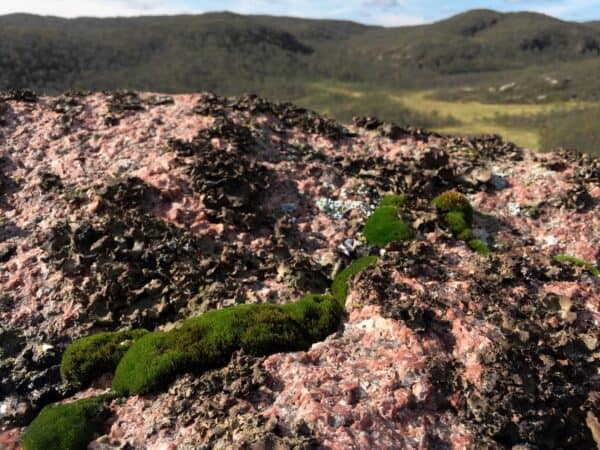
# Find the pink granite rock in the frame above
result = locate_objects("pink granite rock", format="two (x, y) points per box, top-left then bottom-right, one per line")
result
(1, 92), (598, 449)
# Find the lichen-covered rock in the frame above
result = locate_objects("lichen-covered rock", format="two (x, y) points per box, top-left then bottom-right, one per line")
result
(0, 91), (599, 449)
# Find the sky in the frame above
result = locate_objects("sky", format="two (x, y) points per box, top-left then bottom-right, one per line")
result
(0, 0), (598, 26)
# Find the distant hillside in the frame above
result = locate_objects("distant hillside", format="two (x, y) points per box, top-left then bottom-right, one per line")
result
(343, 9), (600, 75)
(587, 20), (600, 30)
(0, 10), (599, 96)
(0, 13), (364, 94)
(0, 12), (377, 95)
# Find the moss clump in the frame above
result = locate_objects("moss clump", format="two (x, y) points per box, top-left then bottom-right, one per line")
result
(20, 395), (112, 450)
(331, 256), (378, 303)
(432, 190), (489, 255)
(61, 329), (149, 388)
(431, 190), (473, 221)
(553, 255), (600, 277)
(112, 294), (342, 395)
(363, 196), (411, 247)
(379, 194), (406, 209)
(444, 210), (472, 239)
(468, 239), (491, 255)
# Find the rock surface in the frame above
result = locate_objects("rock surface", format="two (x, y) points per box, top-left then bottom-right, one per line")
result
(0, 91), (599, 449)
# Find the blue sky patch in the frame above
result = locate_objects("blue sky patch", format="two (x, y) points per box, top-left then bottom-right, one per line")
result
(0, 0), (598, 25)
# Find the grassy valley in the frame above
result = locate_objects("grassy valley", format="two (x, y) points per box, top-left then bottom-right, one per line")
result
(290, 81), (600, 154)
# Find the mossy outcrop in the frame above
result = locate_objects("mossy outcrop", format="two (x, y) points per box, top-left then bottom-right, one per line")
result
(363, 195), (411, 247)
(112, 294), (342, 395)
(20, 395), (112, 450)
(60, 329), (149, 388)
(432, 190), (490, 254)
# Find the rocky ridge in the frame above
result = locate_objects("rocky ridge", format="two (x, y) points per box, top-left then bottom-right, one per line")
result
(0, 90), (598, 449)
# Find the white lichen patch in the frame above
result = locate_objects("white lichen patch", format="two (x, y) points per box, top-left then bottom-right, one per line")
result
(316, 198), (369, 220)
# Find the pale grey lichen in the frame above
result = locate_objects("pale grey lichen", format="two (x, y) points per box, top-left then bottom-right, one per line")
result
(316, 198), (370, 220)
(472, 227), (491, 247)
(507, 202), (521, 216)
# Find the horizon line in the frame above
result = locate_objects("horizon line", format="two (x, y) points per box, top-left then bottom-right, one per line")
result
(0, 8), (597, 28)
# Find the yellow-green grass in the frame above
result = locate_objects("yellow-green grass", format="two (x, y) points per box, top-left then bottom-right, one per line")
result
(403, 90), (596, 120)
(292, 81), (600, 152)
(398, 90), (599, 150)
(441, 122), (540, 151)
(307, 81), (365, 99)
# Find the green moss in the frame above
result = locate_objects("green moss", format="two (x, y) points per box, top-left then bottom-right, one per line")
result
(20, 395), (113, 450)
(363, 204), (411, 248)
(433, 190), (489, 254)
(379, 194), (406, 209)
(432, 190), (474, 223)
(240, 306), (307, 355)
(468, 239), (491, 255)
(112, 294), (343, 395)
(284, 294), (344, 341)
(553, 255), (600, 277)
(444, 210), (472, 237)
(61, 329), (149, 388)
(331, 256), (379, 303)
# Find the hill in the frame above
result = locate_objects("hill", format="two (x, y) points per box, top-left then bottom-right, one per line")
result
(587, 20), (600, 30)
(341, 9), (600, 76)
(0, 10), (599, 95)
(0, 12), (378, 96)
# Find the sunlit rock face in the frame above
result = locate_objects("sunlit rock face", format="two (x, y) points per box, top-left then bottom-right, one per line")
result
(0, 90), (599, 449)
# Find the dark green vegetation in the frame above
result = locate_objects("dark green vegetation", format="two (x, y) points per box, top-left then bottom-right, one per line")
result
(0, 12), (368, 96)
(2, 10), (600, 153)
(20, 395), (112, 450)
(112, 294), (343, 395)
(60, 329), (149, 388)
(331, 256), (378, 303)
(363, 195), (411, 247)
(432, 190), (490, 254)
(2, 9), (600, 97)
(553, 255), (600, 276)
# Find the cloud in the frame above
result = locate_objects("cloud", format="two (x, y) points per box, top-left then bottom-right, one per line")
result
(0, 0), (193, 17)
(364, 0), (401, 6)
(370, 12), (424, 26)
(538, 0), (600, 17)
(499, 0), (600, 19)
(358, 0), (422, 25)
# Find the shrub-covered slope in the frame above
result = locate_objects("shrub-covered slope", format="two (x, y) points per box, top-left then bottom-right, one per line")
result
(1, 10), (600, 95)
